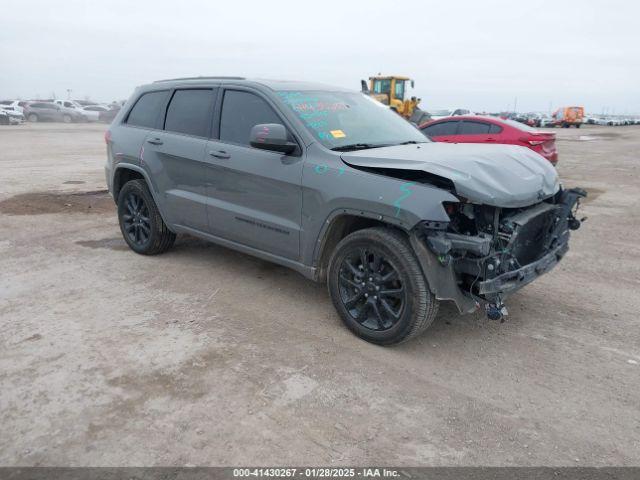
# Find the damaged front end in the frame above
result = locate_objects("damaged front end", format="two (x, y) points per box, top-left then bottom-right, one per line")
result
(410, 187), (587, 320)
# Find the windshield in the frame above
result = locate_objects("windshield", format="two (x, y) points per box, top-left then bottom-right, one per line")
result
(276, 90), (428, 149)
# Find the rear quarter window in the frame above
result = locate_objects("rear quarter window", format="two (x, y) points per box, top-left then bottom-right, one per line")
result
(126, 90), (169, 129)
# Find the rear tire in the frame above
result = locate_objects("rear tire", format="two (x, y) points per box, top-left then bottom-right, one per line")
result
(117, 179), (176, 255)
(327, 227), (438, 345)
(27, 113), (38, 122)
(575, 123), (581, 128)
(63, 114), (72, 123)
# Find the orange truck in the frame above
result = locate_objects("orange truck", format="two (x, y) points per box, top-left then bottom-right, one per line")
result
(552, 106), (584, 128)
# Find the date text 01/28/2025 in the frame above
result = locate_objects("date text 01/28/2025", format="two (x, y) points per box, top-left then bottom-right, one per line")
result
(232, 467), (400, 477)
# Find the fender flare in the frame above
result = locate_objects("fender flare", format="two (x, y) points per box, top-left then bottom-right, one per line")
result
(311, 207), (411, 269)
(113, 163), (170, 225)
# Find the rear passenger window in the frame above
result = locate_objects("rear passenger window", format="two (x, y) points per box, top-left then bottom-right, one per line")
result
(126, 91), (168, 129)
(164, 89), (215, 137)
(489, 124), (503, 134)
(458, 121), (491, 134)
(220, 90), (281, 146)
(421, 121), (458, 136)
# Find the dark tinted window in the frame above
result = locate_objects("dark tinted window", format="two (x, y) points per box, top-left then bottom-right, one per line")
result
(220, 90), (281, 146)
(164, 89), (215, 137)
(126, 91), (168, 129)
(421, 121), (459, 136)
(489, 123), (503, 134)
(458, 121), (491, 135)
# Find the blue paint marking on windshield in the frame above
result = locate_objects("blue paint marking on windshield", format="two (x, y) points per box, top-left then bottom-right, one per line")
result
(394, 182), (415, 217)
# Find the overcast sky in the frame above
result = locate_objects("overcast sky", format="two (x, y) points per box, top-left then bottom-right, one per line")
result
(1, 0), (638, 114)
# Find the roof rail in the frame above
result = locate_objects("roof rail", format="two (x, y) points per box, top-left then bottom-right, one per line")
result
(153, 76), (245, 83)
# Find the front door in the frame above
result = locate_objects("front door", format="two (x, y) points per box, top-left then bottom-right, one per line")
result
(204, 89), (303, 261)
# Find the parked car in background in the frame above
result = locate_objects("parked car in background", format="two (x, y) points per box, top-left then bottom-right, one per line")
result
(98, 105), (121, 123)
(0, 106), (24, 124)
(427, 108), (472, 120)
(80, 105), (111, 122)
(0, 109), (13, 125)
(53, 99), (84, 110)
(23, 102), (87, 123)
(419, 115), (558, 164)
(539, 114), (555, 127)
(0, 100), (25, 114)
(74, 99), (97, 107)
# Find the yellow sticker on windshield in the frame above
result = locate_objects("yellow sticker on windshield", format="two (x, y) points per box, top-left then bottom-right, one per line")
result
(330, 129), (346, 138)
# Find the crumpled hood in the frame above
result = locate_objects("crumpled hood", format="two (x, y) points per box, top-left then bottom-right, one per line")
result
(340, 142), (560, 207)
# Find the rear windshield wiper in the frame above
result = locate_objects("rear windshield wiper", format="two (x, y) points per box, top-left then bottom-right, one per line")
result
(331, 143), (389, 152)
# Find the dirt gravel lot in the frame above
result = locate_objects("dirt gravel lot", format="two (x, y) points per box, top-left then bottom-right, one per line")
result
(1, 123), (639, 466)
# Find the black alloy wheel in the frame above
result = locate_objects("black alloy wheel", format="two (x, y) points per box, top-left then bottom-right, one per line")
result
(327, 227), (439, 345)
(338, 246), (405, 331)
(117, 179), (176, 255)
(122, 191), (151, 248)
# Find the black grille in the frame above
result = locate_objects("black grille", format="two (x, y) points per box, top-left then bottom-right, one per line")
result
(507, 206), (560, 266)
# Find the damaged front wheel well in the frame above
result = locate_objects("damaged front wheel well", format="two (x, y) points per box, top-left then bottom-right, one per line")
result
(316, 215), (404, 283)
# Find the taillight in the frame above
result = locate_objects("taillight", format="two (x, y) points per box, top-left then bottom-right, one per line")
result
(104, 130), (112, 144)
(519, 135), (547, 146)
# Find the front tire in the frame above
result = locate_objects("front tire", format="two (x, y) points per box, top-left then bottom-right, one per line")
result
(62, 114), (72, 123)
(327, 227), (438, 345)
(28, 113), (38, 122)
(117, 179), (176, 255)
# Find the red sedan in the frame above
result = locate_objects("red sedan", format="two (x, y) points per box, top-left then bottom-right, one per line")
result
(419, 115), (558, 165)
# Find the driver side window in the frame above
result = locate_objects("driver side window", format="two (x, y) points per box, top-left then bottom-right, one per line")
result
(219, 90), (283, 147)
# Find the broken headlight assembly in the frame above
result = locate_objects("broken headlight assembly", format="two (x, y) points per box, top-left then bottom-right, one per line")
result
(419, 187), (587, 321)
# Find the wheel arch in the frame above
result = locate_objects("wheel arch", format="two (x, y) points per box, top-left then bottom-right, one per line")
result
(113, 163), (173, 232)
(314, 211), (408, 283)
(112, 164), (146, 203)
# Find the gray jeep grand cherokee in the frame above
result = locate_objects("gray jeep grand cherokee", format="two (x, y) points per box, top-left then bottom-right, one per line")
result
(105, 76), (585, 345)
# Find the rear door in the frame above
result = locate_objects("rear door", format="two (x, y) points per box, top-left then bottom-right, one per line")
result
(420, 120), (460, 142)
(141, 88), (218, 233)
(456, 120), (497, 144)
(203, 88), (304, 260)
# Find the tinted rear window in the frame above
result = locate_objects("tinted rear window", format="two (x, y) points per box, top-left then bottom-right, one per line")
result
(458, 121), (491, 134)
(220, 90), (281, 146)
(421, 121), (459, 136)
(503, 118), (537, 132)
(126, 91), (168, 129)
(164, 89), (216, 137)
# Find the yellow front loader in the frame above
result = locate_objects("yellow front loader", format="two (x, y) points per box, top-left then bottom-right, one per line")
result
(361, 75), (430, 125)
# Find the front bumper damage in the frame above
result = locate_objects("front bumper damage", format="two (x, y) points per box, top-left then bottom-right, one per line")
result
(410, 187), (586, 317)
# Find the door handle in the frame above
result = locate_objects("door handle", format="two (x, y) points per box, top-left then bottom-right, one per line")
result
(147, 137), (163, 145)
(209, 150), (231, 159)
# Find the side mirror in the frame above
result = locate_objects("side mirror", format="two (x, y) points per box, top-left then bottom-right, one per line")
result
(250, 124), (296, 154)
(410, 80), (415, 88)
(361, 79), (369, 93)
